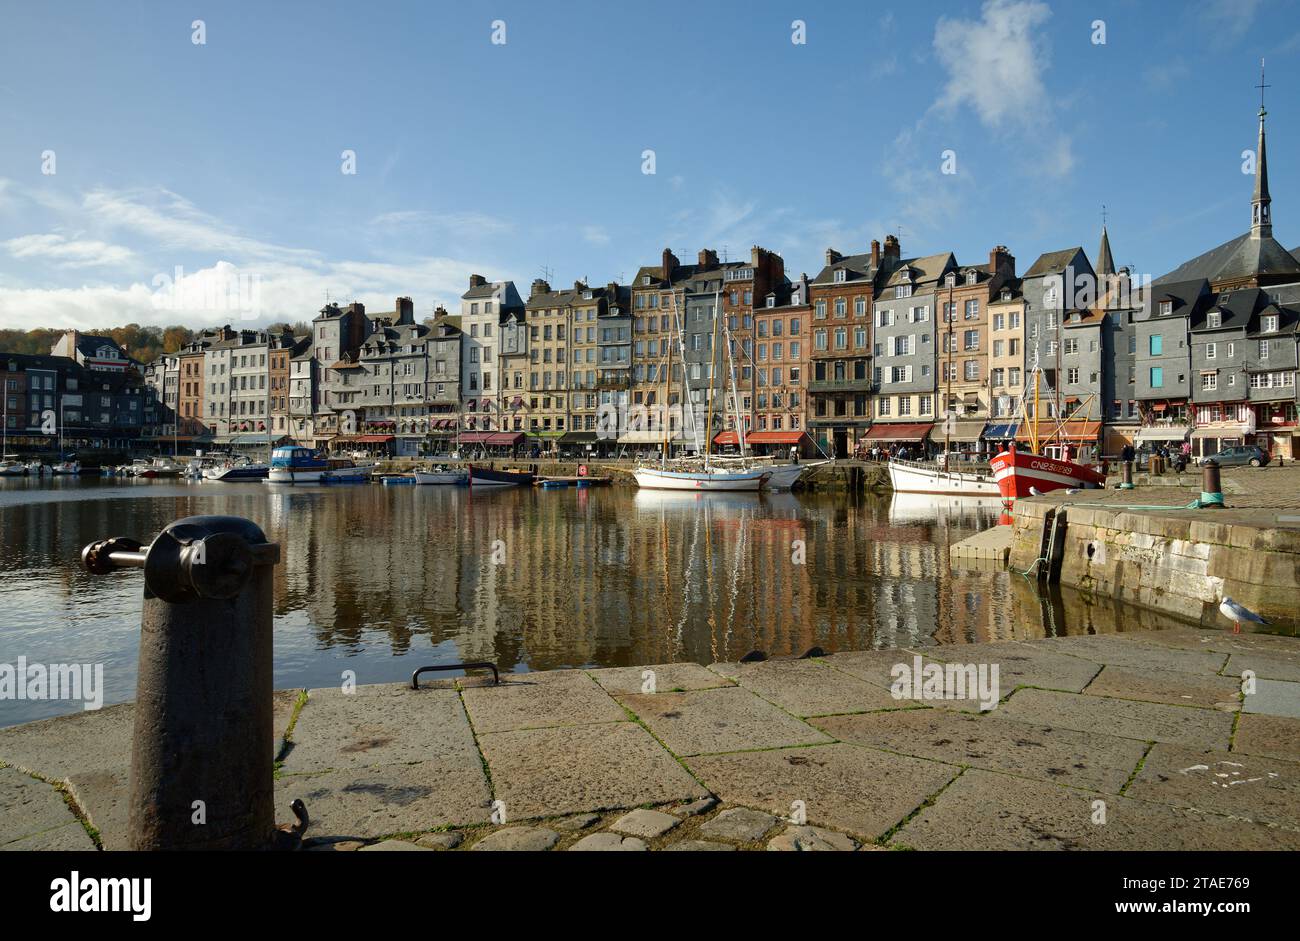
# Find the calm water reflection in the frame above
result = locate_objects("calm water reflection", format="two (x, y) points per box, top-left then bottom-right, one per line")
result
(0, 477), (1192, 726)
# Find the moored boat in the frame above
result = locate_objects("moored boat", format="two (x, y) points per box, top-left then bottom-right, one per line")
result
(413, 466), (468, 485)
(989, 448), (1105, 498)
(633, 466), (770, 491)
(267, 446), (328, 483)
(320, 460), (374, 483)
(50, 460), (80, 475)
(204, 459), (270, 481)
(887, 457), (1000, 496)
(468, 465), (535, 487)
(0, 456), (26, 476)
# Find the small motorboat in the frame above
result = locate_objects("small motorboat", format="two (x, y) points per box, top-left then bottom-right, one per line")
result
(0, 456), (27, 476)
(50, 460), (81, 475)
(137, 458), (184, 478)
(267, 446), (328, 483)
(468, 465), (535, 488)
(413, 465), (468, 485)
(320, 460), (375, 483)
(25, 461), (48, 476)
(204, 459), (270, 481)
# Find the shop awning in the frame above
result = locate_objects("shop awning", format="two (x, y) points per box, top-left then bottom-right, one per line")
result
(526, 431), (566, 439)
(745, 431), (808, 445)
(1191, 425), (1247, 439)
(983, 422), (1019, 439)
(560, 431), (598, 443)
(457, 431), (492, 444)
(618, 429), (688, 444)
(938, 419), (986, 442)
(1015, 421), (1101, 442)
(355, 435), (394, 444)
(1135, 426), (1191, 442)
(487, 432), (524, 446)
(861, 422), (933, 443)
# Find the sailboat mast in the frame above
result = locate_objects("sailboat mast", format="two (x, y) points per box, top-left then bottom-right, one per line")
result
(945, 281), (954, 457)
(704, 289), (721, 468)
(661, 290), (675, 469)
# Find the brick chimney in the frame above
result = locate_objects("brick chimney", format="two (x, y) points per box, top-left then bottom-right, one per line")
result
(871, 239), (881, 268)
(883, 235), (901, 259)
(396, 296), (414, 324)
(661, 247), (679, 280)
(698, 248), (718, 268)
(531, 278), (551, 297)
(468, 274), (487, 289)
(825, 248), (843, 266)
(989, 245), (1015, 276)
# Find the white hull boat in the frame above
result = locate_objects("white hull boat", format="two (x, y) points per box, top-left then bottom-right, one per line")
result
(0, 461), (26, 476)
(51, 461), (80, 475)
(634, 466), (770, 491)
(887, 459), (1000, 496)
(414, 468), (468, 485)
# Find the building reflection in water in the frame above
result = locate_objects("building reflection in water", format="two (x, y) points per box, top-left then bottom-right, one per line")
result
(0, 478), (1199, 726)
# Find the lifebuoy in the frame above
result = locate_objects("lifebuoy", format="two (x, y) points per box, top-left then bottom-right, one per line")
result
(578, 464), (588, 477)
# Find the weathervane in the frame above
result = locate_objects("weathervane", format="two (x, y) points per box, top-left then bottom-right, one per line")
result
(1257, 57), (1269, 115)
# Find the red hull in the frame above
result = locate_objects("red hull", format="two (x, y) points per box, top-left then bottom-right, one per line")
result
(989, 450), (1106, 499)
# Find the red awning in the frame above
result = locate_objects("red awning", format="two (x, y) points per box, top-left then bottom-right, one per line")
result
(746, 431), (808, 445)
(487, 432), (524, 445)
(713, 431), (739, 445)
(355, 435), (394, 443)
(861, 423), (933, 442)
(458, 432), (491, 443)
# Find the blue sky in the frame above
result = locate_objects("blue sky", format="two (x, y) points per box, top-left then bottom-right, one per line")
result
(1, 0), (1297, 330)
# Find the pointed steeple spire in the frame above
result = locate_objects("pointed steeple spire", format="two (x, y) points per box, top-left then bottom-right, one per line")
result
(1252, 58), (1272, 237)
(1097, 207), (1115, 278)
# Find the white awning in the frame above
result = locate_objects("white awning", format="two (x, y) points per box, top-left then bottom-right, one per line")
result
(1135, 426), (1191, 442)
(1191, 424), (1247, 439)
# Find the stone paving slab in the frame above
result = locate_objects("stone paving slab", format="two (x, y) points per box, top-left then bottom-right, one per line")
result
(0, 703), (135, 780)
(1125, 743), (1300, 830)
(1232, 713), (1300, 763)
(709, 658), (899, 717)
(1000, 687), (1235, 749)
(686, 743), (958, 841)
(1083, 664), (1242, 711)
(65, 768), (128, 850)
(895, 769), (1300, 850)
(813, 707), (1148, 795)
(1241, 679), (1300, 718)
(0, 766), (79, 846)
(275, 760), (492, 840)
(283, 684), (479, 774)
(2, 822), (96, 851)
(1035, 634), (1229, 675)
(1228, 651), (1300, 684)
(461, 669), (627, 733)
(619, 687), (832, 756)
(925, 641), (1103, 695)
(1140, 628), (1300, 656)
(821, 648), (938, 690)
(478, 721), (705, 819)
(587, 662), (733, 695)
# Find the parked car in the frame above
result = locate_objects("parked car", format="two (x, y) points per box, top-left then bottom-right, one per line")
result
(1204, 445), (1270, 467)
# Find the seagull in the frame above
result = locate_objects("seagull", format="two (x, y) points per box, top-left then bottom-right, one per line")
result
(1029, 486), (1042, 496)
(1219, 596), (1269, 634)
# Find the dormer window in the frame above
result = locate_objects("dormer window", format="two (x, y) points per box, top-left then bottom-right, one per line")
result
(1159, 300), (1173, 316)
(965, 271), (977, 286)
(1207, 311), (1221, 328)
(833, 269), (847, 283)
(642, 276), (651, 286)
(1263, 314), (1279, 333)
(944, 273), (955, 287)
(766, 294), (776, 308)
(896, 284), (912, 298)
(1000, 290), (1012, 301)
(791, 292), (801, 306)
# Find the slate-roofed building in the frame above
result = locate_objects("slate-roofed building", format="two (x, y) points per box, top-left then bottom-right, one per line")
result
(808, 237), (899, 457)
(523, 279), (578, 449)
(50, 330), (131, 373)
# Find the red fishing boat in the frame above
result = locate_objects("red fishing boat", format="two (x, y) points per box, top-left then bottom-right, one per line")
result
(989, 448), (1105, 498)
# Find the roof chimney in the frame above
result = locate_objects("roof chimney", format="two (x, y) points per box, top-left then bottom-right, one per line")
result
(698, 248), (718, 268)
(883, 235), (900, 259)
(469, 274), (487, 289)
(989, 246), (1015, 276)
(396, 296), (414, 324)
(530, 278), (551, 297)
(661, 248), (679, 281)
(825, 248), (843, 266)
(871, 240), (881, 268)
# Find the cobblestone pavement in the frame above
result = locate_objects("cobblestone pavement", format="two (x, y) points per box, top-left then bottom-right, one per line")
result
(1081, 463), (1300, 515)
(2, 628), (1298, 851)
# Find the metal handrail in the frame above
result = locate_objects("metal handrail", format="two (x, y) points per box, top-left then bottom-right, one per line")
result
(411, 662), (500, 688)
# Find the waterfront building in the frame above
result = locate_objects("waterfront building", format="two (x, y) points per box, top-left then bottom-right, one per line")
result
(937, 246), (1017, 456)
(594, 282), (632, 455)
(808, 237), (898, 458)
(1098, 266), (1143, 455)
(986, 277), (1026, 449)
(269, 332), (303, 440)
(747, 273), (813, 455)
(177, 334), (212, 439)
(50, 330), (131, 373)
(2, 352), (155, 450)
(1133, 278), (1204, 443)
(460, 274), (524, 434)
(868, 247), (956, 453)
(720, 246), (788, 435)
(524, 279), (577, 451)
(567, 281), (603, 450)
(311, 301), (371, 443)
(288, 340), (318, 444)
(425, 311), (463, 451)
(1020, 245), (1099, 454)
(497, 302), (528, 435)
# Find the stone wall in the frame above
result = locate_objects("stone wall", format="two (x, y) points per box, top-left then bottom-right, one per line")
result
(1008, 501), (1300, 628)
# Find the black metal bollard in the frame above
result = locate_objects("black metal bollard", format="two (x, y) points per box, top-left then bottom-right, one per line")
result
(82, 516), (281, 850)
(1120, 460), (1134, 490)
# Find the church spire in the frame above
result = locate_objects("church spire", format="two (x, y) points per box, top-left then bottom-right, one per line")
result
(1252, 58), (1272, 237)
(1097, 207), (1115, 278)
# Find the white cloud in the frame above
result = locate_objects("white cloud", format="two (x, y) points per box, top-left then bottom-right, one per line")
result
(366, 208), (514, 238)
(1200, 0), (1263, 43)
(5, 233), (135, 267)
(932, 0), (1053, 128)
(582, 225), (610, 246)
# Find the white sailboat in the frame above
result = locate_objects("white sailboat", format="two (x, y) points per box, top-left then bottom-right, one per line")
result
(634, 289), (769, 492)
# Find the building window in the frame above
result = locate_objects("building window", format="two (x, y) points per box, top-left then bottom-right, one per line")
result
(1201, 372), (1217, 391)
(1149, 335), (1163, 356)
(1150, 366), (1163, 388)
